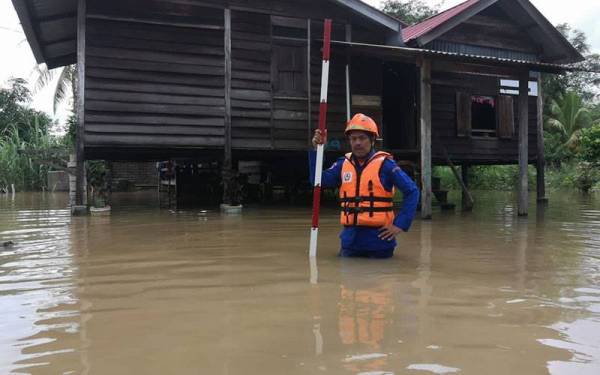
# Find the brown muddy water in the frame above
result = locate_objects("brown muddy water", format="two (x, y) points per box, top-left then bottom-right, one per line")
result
(1, 191), (599, 375)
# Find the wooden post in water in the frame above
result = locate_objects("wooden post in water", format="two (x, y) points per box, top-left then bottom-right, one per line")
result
(222, 8), (233, 205)
(518, 72), (529, 216)
(106, 161), (112, 207)
(536, 74), (547, 203)
(419, 58), (432, 220)
(75, 0), (86, 208)
(461, 164), (473, 211)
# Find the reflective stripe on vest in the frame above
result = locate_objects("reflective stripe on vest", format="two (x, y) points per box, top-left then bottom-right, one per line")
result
(339, 151), (395, 227)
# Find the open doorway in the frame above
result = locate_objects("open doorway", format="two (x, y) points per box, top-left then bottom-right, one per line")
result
(382, 62), (418, 151)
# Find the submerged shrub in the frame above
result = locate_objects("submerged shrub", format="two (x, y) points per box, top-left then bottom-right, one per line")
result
(574, 161), (599, 193)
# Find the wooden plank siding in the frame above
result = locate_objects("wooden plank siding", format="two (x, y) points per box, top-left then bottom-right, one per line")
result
(309, 20), (349, 151)
(350, 57), (383, 138)
(82, 0), (373, 156)
(430, 4), (542, 60)
(78, 0), (541, 169)
(83, 4), (226, 149)
(427, 5), (541, 61)
(430, 71), (538, 164)
(230, 11), (272, 149)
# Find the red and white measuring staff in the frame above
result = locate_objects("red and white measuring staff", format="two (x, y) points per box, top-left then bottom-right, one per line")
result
(309, 19), (332, 258)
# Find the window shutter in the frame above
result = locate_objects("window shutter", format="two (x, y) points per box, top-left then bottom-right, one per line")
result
(272, 44), (307, 96)
(456, 92), (471, 137)
(496, 95), (514, 139)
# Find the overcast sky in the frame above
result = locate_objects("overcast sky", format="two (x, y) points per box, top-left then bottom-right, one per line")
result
(1, 0), (598, 123)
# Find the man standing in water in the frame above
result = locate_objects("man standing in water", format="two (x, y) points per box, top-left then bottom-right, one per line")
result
(310, 113), (419, 258)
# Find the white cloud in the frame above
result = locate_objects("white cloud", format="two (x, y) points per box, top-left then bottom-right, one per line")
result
(0, 1), (70, 124)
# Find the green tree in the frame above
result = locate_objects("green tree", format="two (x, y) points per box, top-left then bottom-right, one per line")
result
(589, 102), (600, 124)
(381, 0), (441, 25)
(0, 77), (70, 191)
(543, 24), (600, 104)
(579, 123), (600, 163)
(0, 78), (53, 142)
(546, 91), (592, 152)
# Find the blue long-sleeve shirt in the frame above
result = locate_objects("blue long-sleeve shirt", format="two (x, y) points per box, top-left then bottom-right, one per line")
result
(309, 149), (419, 257)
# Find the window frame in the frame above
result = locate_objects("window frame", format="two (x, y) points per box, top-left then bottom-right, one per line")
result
(270, 16), (308, 99)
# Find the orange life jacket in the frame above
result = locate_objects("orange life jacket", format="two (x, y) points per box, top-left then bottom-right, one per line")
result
(339, 151), (395, 227)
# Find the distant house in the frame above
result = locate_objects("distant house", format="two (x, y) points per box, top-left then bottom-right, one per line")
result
(13, 0), (583, 216)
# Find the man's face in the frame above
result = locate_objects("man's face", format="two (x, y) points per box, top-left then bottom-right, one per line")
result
(347, 130), (373, 160)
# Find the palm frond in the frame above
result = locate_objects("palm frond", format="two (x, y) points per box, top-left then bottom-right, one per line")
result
(546, 118), (566, 137)
(565, 129), (582, 150)
(52, 67), (74, 114)
(31, 64), (56, 94)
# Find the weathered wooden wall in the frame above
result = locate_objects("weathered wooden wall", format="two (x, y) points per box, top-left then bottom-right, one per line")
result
(230, 11), (272, 149)
(310, 21), (349, 151)
(85, 1), (226, 150)
(81, 0), (539, 167)
(426, 5), (540, 61)
(82, 0), (389, 158)
(430, 71), (538, 164)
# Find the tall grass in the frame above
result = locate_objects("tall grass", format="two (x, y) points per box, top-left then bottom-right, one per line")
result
(0, 117), (64, 191)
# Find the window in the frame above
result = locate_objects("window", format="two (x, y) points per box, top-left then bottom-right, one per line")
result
(456, 92), (514, 139)
(471, 96), (496, 137)
(272, 43), (307, 97)
(271, 16), (307, 98)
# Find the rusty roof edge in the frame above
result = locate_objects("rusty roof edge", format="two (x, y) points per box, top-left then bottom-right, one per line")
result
(11, 0), (45, 64)
(330, 40), (581, 73)
(412, 0), (498, 46)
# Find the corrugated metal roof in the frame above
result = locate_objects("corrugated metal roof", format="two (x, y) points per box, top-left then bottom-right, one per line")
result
(400, 0), (584, 64)
(427, 40), (538, 62)
(402, 0), (480, 43)
(330, 40), (574, 74)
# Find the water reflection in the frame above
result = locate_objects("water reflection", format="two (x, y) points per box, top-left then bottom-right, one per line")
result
(338, 259), (395, 373)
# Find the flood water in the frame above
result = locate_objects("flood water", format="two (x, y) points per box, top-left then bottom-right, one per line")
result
(1, 191), (599, 375)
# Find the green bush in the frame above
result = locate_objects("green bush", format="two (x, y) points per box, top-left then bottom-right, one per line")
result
(578, 123), (600, 163)
(574, 162), (599, 192)
(434, 165), (536, 191)
(545, 131), (575, 166)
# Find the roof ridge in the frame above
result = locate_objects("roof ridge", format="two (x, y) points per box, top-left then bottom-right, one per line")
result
(408, 0), (475, 26)
(402, 0), (481, 43)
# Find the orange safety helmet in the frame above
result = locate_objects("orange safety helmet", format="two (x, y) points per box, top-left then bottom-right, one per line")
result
(344, 113), (379, 138)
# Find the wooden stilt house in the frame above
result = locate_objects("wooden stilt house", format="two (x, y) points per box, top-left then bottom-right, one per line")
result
(13, 0), (584, 216)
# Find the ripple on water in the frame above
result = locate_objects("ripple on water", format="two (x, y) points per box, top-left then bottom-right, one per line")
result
(1, 204), (78, 374)
(540, 283), (600, 374)
(1, 192), (600, 374)
(406, 364), (460, 374)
